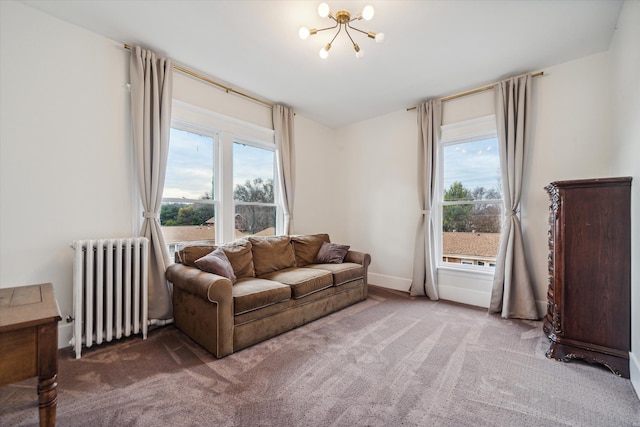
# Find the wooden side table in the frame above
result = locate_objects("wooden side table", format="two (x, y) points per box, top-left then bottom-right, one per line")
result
(0, 283), (61, 427)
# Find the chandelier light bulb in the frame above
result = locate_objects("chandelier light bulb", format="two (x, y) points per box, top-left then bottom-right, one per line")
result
(299, 27), (310, 40)
(362, 5), (375, 20)
(375, 32), (385, 43)
(355, 49), (364, 59)
(319, 43), (331, 59)
(318, 2), (330, 18)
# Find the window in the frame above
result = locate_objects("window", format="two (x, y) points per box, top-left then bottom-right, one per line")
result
(437, 116), (502, 269)
(160, 102), (280, 254)
(233, 141), (277, 237)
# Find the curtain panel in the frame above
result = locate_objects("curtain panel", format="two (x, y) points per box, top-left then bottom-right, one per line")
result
(273, 105), (296, 235)
(490, 73), (538, 319)
(129, 46), (174, 320)
(410, 100), (442, 299)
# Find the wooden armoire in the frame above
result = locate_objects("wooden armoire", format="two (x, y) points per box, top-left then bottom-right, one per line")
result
(543, 177), (632, 378)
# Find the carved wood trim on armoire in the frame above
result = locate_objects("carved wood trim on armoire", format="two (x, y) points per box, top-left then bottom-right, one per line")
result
(543, 177), (632, 378)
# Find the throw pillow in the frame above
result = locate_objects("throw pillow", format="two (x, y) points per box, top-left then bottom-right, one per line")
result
(314, 241), (350, 264)
(194, 248), (237, 284)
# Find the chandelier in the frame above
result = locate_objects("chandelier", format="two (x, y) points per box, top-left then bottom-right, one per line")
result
(299, 2), (385, 59)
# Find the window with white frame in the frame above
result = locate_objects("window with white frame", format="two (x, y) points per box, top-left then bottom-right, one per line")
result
(160, 102), (280, 255)
(233, 141), (278, 236)
(437, 116), (503, 269)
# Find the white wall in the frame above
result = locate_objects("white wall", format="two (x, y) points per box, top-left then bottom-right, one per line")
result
(522, 51), (613, 314)
(172, 72), (272, 131)
(608, 0), (640, 398)
(291, 115), (342, 238)
(0, 1), (134, 347)
(335, 110), (419, 291)
(334, 51), (613, 312)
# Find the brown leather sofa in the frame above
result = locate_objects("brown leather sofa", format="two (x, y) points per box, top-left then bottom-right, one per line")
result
(165, 234), (371, 358)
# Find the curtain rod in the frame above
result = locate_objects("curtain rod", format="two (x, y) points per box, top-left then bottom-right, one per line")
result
(124, 44), (274, 109)
(406, 71), (544, 111)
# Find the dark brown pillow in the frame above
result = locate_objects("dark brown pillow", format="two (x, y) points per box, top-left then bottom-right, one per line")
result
(194, 248), (237, 284)
(314, 241), (350, 264)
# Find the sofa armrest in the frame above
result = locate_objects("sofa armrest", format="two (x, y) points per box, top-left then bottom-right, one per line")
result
(344, 251), (371, 297)
(344, 250), (371, 269)
(166, 263), (233, 302)
(166, 263), (234, 357)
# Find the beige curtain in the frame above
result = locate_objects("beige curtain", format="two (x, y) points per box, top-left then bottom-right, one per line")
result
(490, 74), (538, 319)
(410, 100), (442, 299)
(273, 105), (295, 235)
(129, 46), (173, 320)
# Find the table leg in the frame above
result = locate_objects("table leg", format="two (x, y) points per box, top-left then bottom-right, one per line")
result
(37, 322), (58, 427)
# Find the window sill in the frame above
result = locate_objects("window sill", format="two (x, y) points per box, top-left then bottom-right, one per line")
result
(437, 264), (496, 277)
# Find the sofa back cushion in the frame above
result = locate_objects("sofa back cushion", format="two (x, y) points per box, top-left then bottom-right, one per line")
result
(249, 235), (296, 276)
(291, 234), (331, 267)
(219, 239), (255, 279)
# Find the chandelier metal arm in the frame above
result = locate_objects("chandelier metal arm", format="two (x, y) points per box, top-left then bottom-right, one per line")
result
(347, 23), (369, 36)
(344, 25), (357, 46)
(348, 23), (379, 41)
(347, 24), (376, 37)
(328, 25), (343, 46)
(313, 22), (339, 34)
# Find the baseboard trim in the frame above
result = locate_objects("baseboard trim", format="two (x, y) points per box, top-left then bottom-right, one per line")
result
(438, 284), (490, 308)
(630, 351), (640, 401)
(368, 273), (411, 293)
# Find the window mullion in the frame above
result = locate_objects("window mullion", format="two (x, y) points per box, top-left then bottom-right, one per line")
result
(220, 131), (235, 243)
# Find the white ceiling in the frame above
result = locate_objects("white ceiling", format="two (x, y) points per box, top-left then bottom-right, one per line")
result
(22, 0), (623, 128)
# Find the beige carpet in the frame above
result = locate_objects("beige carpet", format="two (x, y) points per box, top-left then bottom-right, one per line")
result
(2, 286), (639, 426)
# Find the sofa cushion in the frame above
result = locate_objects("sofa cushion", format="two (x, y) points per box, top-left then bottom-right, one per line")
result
(305, 263), (364, 286)
(176, 244), (217, 267)
(194, 248), (237, 284)
(249, 236), (296, 276)
(232, 278), (291, 315)
(219, 239), (255, 279)
(260, 267), (333, 299)
(314, 241), (350, 264)
(291, 234), (330, 267)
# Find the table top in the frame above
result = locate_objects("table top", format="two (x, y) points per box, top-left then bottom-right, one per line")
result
(0, 283), (61, 332)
